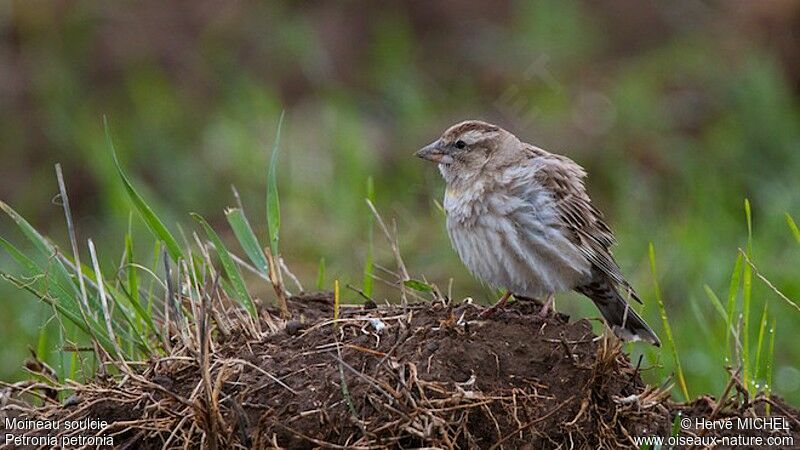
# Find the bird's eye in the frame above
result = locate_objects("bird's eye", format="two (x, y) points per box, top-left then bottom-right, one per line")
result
(455, 140), (466, 149)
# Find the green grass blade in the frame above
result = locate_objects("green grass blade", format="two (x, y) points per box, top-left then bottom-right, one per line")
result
(125, 231), (141, 324)
(671, 411), (682, 438)
(0, 237), (103, 338)
(225, 207), (269, 276)
(703, 284), (741, 366)
(266, 111), (285, 256)
(58, 253), (149, 352)
(688, 295), (719, 350)
(334, 279), (340, 323)
(786, 213), (800, 244)
(36, 315), (49, 374)
(88, 238), (134, 363)
(742, 200), (753, 389)
(104, 117), (183, 262)
(741, 199), (753, 389)
(725, 253), (743, 364)
(0, 269), (115, 353)
(117, 277), (162, 352)
(0, 235), (120, 346)
(432, 198), (446, 216)
(0, 204), (119, 358)
(742, 264), (752, 387)
(68, 325), (79, 382)
(702, 285), (728, 321)
(649, 243), (689, 401)
(766, 318), (776, 414)
(0, 236), (41, 273)
(0, 200), (81, 300)
(363, 176), (375, 298)
(316, 257), (326, 290)
(404, 279), (434, 293)
(753, 302), (768, 386)
(147, 240), (162, 319)
(219, 277), (237, 306)
(193, 213), (258, 319)
(745, 198), (753, 247)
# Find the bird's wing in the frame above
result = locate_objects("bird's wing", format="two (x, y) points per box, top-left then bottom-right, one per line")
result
(524, 146), (642, 303)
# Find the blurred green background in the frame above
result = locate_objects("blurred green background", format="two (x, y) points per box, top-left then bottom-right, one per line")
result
(1, 1), (799, 403)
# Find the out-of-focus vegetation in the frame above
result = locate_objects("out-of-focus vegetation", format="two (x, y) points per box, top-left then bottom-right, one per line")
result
(1, 1), (799, 403)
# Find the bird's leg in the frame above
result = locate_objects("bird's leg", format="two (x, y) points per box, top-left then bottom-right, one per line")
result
(538, 293), (556, 318)
(479, 291), (512, 319)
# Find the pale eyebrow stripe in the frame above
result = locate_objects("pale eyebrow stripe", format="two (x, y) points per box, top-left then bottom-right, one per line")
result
(460, 129), (496, 144)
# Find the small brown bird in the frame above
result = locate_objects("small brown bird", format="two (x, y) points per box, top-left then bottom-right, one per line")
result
(416, 120), (660, 346)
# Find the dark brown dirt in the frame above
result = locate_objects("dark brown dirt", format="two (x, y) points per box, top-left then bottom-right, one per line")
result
(240, 297), (657, 448)
(2, 294), (798, 449)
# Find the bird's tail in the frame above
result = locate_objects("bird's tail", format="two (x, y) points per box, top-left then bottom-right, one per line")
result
(577, 279), (661, 347)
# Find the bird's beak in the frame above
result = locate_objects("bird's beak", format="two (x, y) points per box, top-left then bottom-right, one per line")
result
(415, 140), (453, 164)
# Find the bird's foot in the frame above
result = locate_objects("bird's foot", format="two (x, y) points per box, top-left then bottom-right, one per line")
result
(537, 294), (556, 318)
(479, 291), (512, 319)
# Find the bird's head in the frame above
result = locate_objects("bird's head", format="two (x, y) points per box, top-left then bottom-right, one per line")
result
(415, 120), (517, 182)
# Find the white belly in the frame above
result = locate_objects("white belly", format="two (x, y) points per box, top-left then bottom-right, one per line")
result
(445, 187), (591, 298)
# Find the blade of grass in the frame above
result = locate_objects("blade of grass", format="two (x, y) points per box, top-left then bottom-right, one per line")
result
(68, 324), (79, 382)
(703, 285), (728, 321)
(404, 279), (434, 293)
(671, 411), (682, 438)
(0, 200), (81, 300)
(0, 238), (114, 348)
(117, 274), (164, 351)
(36, 314), (49, 376)
(753, 301), (768, 386)
(0, 235), (134, 351)
(88, 239), (129, 368)
(55, 314), (66, 386)
(55, 165), (94, 381)
(267, 111), (285, 256)
(0, 269), (115, 354)
(316, 257), (326, 290)
(334, 279), (340, 325)
(725, 253), (743, 365)
(104, 117), (183, 262)
(366, 199), (410, 307)
(0, 236), (41, 273)
(786, 213), (800, 244)
(739, 250), (800, 313)
(192, 214), (259, 322)
(225, 207), (269, 277)
(335, 347), (359, 419)
(54, 252), (152, 354)
(125, 230), (142, 333)
(162, 251), (189, 347)
(742, 199), (753, 389)
(766, 318), (776, 415)
(119, 233), (160, 356)
(146, 240), (162, 322)
(648, 243), (689, 401)
(55, 164), (91, 316)
(363, 176), (375, 298)
(703, 284), (742, 364)
(0, 203), (135, 359)
(688, 295), (719, 350)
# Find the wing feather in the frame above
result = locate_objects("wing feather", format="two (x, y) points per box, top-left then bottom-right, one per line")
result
(524, 146), (642, 303)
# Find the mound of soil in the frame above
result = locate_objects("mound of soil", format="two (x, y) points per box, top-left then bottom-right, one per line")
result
(2, 294), (798, 449)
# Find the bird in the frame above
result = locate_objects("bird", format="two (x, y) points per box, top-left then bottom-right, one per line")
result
(415, 120), (661, 346)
